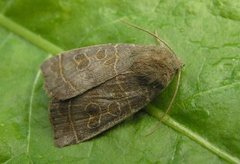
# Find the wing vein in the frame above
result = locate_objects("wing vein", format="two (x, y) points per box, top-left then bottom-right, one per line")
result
(67, 100), (79, 143)
(58, 54), (78, 92)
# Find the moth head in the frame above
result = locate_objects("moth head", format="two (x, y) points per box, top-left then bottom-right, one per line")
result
(132, 45), (182, 88)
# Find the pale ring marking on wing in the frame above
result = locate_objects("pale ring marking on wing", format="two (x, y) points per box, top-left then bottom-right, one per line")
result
(106, 101), (121, 117)
(95, 48), (107, 60)
(73, 52), (91, 71)
(85, 102), (102, 129)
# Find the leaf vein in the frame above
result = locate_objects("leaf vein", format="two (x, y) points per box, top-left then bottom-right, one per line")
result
(147, 104), (240, 164)
(189, 81), (240, 100)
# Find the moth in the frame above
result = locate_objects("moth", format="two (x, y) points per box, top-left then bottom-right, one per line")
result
(41, 25), (182, 147)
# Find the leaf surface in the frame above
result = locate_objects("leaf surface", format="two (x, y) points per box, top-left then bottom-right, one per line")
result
(0, 0), (240, 163)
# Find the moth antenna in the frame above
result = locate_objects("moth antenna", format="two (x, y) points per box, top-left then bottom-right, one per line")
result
(154, 30), (162, 45)
(120, 20), (176, 56)
(145, 70), (181, 136)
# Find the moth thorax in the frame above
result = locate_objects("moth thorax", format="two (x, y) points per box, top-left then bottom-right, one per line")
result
(131, 49), (182, 88)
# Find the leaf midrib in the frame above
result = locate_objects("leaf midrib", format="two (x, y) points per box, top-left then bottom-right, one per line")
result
(0, 14), (239, 164)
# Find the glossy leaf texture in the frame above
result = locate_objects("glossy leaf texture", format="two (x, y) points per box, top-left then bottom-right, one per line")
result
(0, 0), (239, 163)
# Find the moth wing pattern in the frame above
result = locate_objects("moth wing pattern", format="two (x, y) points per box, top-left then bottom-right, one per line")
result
(41, 44), (137, 100)
(50, 71), (160, 147)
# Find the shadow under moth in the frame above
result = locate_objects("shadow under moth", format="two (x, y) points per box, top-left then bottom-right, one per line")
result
(41, 23), (182, 147)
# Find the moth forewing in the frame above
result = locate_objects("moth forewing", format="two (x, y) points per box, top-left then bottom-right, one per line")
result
(41, 44), (137, 100)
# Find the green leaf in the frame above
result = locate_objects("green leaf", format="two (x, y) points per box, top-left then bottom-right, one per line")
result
(0, 0), (239, 163)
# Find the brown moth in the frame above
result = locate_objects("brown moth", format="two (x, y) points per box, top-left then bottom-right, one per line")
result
(41, 35), (182, 147)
